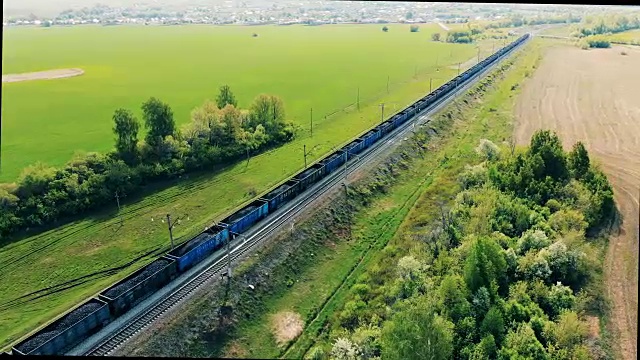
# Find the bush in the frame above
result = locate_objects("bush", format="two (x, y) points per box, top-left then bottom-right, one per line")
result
(409, 25), (419, 33)
(0, 92), (296, 239)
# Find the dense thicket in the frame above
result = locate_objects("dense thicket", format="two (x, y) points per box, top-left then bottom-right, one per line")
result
(326, 130), (614, 360)
(0, 86), (294, 239)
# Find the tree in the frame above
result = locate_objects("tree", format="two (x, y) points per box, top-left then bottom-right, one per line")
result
(381, 299), (454, 360)
(528, 130), (569, 182)
(567, 142), (590, 180)
(432, 32), (441, 41)
(410, 25), (420, 33)
(248, 94), (293, 143)
(498, 323), (548, 360)
(439, 275), (472, 323)
(382, 26), (389, 32)
(331, 338), (362, 360)
(480, 306), (505, 345)
(142, 97), (175, 147)
(216, 85), (238, 109)
(464, 236), (508, 296)
(112, 108), (140, 164)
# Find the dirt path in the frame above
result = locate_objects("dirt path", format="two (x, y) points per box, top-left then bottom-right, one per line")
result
(514, 45), (639, 360)
(437, 22), (450, 32)
(2, 68), (84, 83)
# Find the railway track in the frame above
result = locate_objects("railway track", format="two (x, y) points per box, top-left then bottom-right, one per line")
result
(78, 35), (530, 357)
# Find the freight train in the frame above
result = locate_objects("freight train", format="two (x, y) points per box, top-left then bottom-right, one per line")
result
(9, 33), (530, 356)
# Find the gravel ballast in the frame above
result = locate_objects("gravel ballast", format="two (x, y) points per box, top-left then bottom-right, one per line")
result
(16, 301), (103, 354)
(103, 259), (170, 299)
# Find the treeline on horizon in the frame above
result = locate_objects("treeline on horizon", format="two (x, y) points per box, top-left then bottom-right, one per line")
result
(323, 130), (616, 360)
(0, 86), (295, 239)
(572, 14), (640, 48)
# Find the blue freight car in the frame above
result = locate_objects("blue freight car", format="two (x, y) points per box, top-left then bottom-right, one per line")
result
(260, 179), (301, 212)
(220, 199), (269, 235)
(293, 163), (326, 191)
(12, 298), (110, 355)
(344, 139), (365, 156)
(98, 256), (177, 317)
(167, 226), (229, 272)
(321, 151), (347, 174)
(377, 121), (393, 136)
(360, 129), (381, 148)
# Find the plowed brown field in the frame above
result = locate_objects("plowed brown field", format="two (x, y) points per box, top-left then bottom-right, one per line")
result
(515, 44), (639, 360)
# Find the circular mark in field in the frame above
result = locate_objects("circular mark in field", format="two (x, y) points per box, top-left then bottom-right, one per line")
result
(2, 68), (84, 83)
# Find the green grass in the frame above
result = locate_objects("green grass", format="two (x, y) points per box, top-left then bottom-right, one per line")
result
(2, 23), (476, 182)
(0, 23), (485, 350)
(287, 39), (548, 358)
(212, 40), (545, 358)
(606, 29), (640, 43)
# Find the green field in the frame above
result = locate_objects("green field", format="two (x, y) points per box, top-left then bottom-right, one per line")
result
(0, 23), (484, 350)
(4, 23), (469, 182)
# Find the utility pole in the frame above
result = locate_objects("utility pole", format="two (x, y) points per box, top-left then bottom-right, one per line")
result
(115, 191), (124, 225)
(344, 150), (349, 184)
(387, 75), (390, 94)
(166, 213), (188, 250)
(226, 233), (232, 279)
(458, 62), (461, 76)
(304, 144), (307, 169)
(310, 108), (313, 138)
(380, 103), (385, 123)
(166, 214), (175, 250)
(430, 78), (433, 93)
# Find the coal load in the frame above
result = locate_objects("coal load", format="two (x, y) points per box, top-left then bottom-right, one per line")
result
(16, 302), (102, 354)
(103, 259), (169, 299)
(265, 183), (290, 199)
(171, 232), (213, 257)
(299, 167), (317, 179)
(227, 205), (256, 223)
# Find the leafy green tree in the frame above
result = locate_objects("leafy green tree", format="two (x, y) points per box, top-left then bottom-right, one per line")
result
(112, 108), (140, 164)
(439, 274), (472, 322)
(545, 311), (588, 351)
(352, 325), (382, 359)
(471, 335), (497, 359)
(381, 299), (454, 360)
(382, 26), (389, 32)
(517, 251), (552, 282)
(567, 142), (590, 180)
(464, 236), (508, 296)
(248, 94), (293, 143)
(142, 97), (175, 147)
(481, 306), (506, 345)
(431, 32), (441, 41)
(410, 25), (420, 33)
(547, 283), (575, 318)
(216, 84), (238, 109)
(498, 323), (548, 360)
(516, 230), (551, 255)
(528, 130), (569, 182)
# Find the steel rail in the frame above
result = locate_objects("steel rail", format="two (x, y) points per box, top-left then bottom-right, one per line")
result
(79, 35), (530, 357)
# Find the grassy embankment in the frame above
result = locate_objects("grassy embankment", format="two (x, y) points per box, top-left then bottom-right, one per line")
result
(120, 38), (584, 359)
(0, 23), (496, 350)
